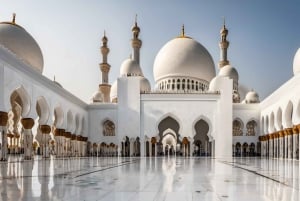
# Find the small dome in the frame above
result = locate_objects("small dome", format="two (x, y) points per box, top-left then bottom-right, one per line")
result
(244, 90), (260, 104)
(209, 76), (222, 91)
(140, 77), (151, 93)
(153, 37), (216, 83)
(219, 65), (239, 83)
(0, 21), (44, 73)
(91, 90), (103, 103)
(120, 58), (143, 76)
(110, 80), (118, 101)
(293, 48), (300, 75)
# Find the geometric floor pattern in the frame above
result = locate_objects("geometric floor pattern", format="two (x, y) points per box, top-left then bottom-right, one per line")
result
(0, 156), (299, 201)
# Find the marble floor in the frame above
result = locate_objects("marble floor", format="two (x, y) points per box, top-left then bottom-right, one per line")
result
(0, 156), (299, 201)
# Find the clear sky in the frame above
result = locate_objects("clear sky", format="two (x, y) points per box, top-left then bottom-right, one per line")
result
(1, 0), (300, 102)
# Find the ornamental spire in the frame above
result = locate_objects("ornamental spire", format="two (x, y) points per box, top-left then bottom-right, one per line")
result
(12, 13), (16, 24)
(181, 24), (185, 37)
(218, 17), (230, 68)
(131, 14), (142, 64)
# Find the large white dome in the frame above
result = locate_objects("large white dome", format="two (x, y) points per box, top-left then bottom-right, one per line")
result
(120, 58), (143, 76)
(293, 48), (300, 75)
(0, 21), (44, 73)
(153, 37), (216, 83)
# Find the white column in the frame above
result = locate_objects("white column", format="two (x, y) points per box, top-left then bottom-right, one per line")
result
(280, 137), (283, 158)
(293, 134), (297, 159)
(288, 134), (292, 159)
(154, 143), (157, 157)
(285, 135), (289, 158)
(149, 143), (152, 157)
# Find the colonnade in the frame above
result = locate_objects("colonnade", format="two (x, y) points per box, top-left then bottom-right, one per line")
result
(0, 111), (89, 161)
(53, 129), (88, 157)
(259, 126), (300, 159)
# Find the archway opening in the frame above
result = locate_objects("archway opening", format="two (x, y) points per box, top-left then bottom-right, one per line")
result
(194, 119), (210, 156)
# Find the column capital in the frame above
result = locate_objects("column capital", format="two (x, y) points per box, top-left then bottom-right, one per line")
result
(0, 111), (8, 126)
(293, 126), (299, 135)
(21, 118), (34, 129)
(39, 125), (51, 134)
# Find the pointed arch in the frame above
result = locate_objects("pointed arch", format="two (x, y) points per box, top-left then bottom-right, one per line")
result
(284, 101), (293, 128)
(269, 112), (275, 132)
(102, 119), (115, 136)
(156, 113), (181, 134)
(36, 96), (50, 125)
(192, 115), (212, 140)
(10, 85), (31, 117)
(53, 106), (64, 128)
(67, 110), (74, 132)
(232, 118), (243, 136)
(276, 107), (283, 131)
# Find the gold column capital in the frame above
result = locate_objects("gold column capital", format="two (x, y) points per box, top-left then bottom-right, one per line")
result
(21, 118), (34, 129)
(0, 111), (8, 126)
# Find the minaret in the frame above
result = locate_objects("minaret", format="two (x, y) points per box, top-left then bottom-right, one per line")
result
(99, 31), (111, 102)
(218, 18), (230, 68)
(131, 15), (142, 64)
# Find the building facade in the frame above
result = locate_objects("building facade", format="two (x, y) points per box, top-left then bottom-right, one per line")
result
(0, 15), (299, 160)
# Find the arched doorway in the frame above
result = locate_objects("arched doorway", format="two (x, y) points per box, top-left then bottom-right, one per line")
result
(242, 143), (248, 157)
(249, 143), (255, 156)
(235, 142), (241, 156)
(155, 116), (181, 156)
(194, 119), (210, 156)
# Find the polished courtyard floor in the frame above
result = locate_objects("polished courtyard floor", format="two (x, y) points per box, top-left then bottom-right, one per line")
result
(0, 156), (299, 201)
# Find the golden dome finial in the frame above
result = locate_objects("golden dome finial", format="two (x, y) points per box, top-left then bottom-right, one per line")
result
(12, 13), (16, 24)
(135, 14), (137, 26)
(223, 16), (226, 28)
(181, 24), (185, 37)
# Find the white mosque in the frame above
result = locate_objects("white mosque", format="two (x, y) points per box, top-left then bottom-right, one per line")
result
(0, 14), (300, 160)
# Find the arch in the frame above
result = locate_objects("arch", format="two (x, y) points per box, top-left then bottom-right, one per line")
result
(10, 85), (31, 117)
(235, 142), (241, 157)
(295, 100), (300, 124)
(246, 120), (257, 136)
(284, 101), (293, 128)
(80, 117), (85, 134)
(269, 112), (275, 132)
(102, 119), (115, 136)
(261, 116), (264, 134)
(53, 106), (64, 128)
(193, 119), (211, 156)
(265, 116), (269, 134)
(192, 115), (212, 140)
(233, 118), (243, 136)
(156, 113), (181, 135)
(36, 96), (50, 125)
(276, 107), (283, 130)
(75, 114), (80, 134)
(67, 110), (74, 132)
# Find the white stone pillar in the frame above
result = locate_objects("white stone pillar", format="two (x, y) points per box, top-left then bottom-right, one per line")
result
(130, 140), (134, 157)
(0, 112), (8, 161)
(288, 134), (293, 159)
(149, 143), (152, 157)
(293, 133), (297, 159)
(21, 118), (34, 160)
(285, 134), (288, 158)
(279, 134), (284, 158)
(40, 125), (51, 158)
(155, 143), (157, 157)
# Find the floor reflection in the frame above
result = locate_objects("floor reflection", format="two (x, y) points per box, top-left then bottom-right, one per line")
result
(0, 156), (299, 201)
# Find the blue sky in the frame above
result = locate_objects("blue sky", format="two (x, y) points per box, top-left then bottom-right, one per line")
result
(1, 0), (300, 102)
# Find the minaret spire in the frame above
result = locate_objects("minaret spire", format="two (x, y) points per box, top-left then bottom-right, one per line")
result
(98, 31), (111, 102)
(131, 14), (142, 64)
(12, 13), (16, 24)
(219, 17), (230, 68)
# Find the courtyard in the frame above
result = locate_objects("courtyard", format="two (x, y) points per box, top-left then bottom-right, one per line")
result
(0, 156), (299, 201)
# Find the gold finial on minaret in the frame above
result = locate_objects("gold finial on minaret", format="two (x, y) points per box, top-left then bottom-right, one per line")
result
(135, 14), (137, 26)
(12, 13), (16, 24)
(181, 24), (185, 37)
(54, 75), (56, 81)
